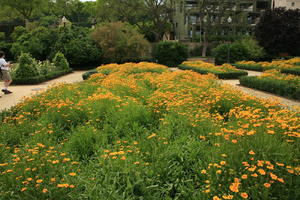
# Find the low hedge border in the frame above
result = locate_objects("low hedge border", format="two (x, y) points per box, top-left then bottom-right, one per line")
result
(281, 67), (300, 76)
(239, 76), (300, 100)
(12, 69), (73, 85)
(233, 64), (278, 72)
(178, 64), (248, 79)
(82, 69), (98, 80)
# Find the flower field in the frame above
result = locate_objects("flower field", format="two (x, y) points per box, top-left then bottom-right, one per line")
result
(234, 58), (300, 75)
(0, 62), (299, 200)
(240, 69), (300, 100)
(178, 61), (248, 79)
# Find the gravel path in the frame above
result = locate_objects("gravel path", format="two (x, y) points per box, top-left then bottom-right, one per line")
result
(0, 71), (87, 111)
(171, 68), (300, 109)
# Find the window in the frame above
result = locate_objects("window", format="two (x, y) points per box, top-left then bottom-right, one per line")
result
(292, 2), (295, 7)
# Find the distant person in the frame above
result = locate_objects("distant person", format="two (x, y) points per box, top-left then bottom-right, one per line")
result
(0, 51), (13, 95)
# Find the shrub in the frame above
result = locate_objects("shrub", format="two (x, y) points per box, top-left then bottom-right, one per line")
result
(239, 72), (300, 100)
(51, 27), (102, 67)
(11, 27), (58, 60)
(281, 67), (300, 76)
(15, 53), (39, 79)
(213, 43), (249, 65)
(53, 52), (70, 71)
(91, 22), (150, 63)
(152, 41), (188, 67)
(82, 69), (98, 80)
(237, 37), (265, 60)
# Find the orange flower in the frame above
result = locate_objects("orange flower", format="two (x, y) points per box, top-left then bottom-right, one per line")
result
(42, 188), (48, 193)
(258, 169), (266, 175)
(240, 192), (248, 199)
(213, 196), (221, 200)
(21, 187), (27, 192)
(36, 179), (43, 183)
(269, 173), (278, 180)
(241, 174), (248, 179)
(68, 172), (77, 176)
(264, 183), (271, 188)
(201, 170), (207, 174)
(249, 150), (255, 155)
(57, 184), (69, 188)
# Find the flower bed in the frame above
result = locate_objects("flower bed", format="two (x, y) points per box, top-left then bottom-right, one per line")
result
(234, 57), (300, 75)
(0, 62), (299, 199)
(239, 69), (300, 100)
(179, 61), (248, 79)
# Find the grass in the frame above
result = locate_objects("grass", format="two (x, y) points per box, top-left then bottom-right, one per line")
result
(0, 62), (299, 200)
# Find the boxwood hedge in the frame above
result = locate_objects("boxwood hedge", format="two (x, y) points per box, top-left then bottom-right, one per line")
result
(239, 76), (300, 100)
(178, 64), (248, 79)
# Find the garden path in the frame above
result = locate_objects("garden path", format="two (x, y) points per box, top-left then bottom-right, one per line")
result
(0, 71), (87, 111)
(171, 68), (300, 109)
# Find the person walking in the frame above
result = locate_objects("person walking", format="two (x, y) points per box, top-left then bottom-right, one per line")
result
(0, 51), (13, 96)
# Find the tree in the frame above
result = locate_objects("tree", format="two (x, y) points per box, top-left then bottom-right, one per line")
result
(193, 0), (250, 57)
(255, 8), (300, 57)
(91, 22), (150, 63)
(0, 0), (46, 20)
(95, 0), (175, 42)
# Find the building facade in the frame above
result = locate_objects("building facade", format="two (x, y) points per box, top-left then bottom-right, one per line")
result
(171, 0), (298, 41)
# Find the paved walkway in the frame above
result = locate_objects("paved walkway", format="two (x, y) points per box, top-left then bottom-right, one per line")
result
(0, 71), (86, 111)
(171, 68), (300, 109)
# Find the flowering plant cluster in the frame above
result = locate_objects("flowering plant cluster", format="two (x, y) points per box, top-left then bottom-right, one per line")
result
(0, 62), (299, 199)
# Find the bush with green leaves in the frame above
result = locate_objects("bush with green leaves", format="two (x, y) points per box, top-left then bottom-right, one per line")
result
(14, 53), (39, 79)
(91, 22), (150, 63)
(11, 26), (102, 68)
(53, 52), (70, 71)
(152, 41), (188, 67)
(213, 37), (265, 65)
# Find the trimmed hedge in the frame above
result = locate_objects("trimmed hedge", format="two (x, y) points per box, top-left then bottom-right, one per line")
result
(12, 69), (73, 85)
(233, 64), (265, 71)
(82, 69), (98, 80)
(178, 64), (248, 79)
(281, 67), (300, 76)
(239, 76), (300, 100)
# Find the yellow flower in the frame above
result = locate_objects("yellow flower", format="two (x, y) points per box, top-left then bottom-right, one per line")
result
(134, 162), (140, 165)
(68, 172), (77, 176)
(201, 170), (207, 174)
(147, 133), (157, 139)
(51, 178), (56, 182)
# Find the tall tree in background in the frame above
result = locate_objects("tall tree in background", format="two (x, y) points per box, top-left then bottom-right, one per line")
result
(194, 0), (249, 57)
(96, 0), (175, 42)
(0, 0), (46, 21)
(255, 7), (300, 56)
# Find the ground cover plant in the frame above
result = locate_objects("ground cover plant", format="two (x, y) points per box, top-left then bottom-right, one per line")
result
(234, 57), (300, 75)
(240, 69), (300, 100)
(0, 62), (299, 200)
(179, 60), (248, 79)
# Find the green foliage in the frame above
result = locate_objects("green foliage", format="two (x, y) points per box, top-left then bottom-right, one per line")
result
(91, 22), (150, 63)
(11, 26), (102, 68)
(152, 42), (188, 67)
(239, 76), (300, 100)
(11, 27), (58, 60)
(52, 52), (70, 71)
(213, 43), (249, 65)
(178, 64), (248, 79)
(82, 69), (98, 80)
(237, 37), (265, 60)
(51, 27), (102, 67)
(255, 8), (300, 56)
(281, 67), (300, 76)
(233, 63), (265, 71)
(10, 26), (27, 42)
(15, 53), (39, 79)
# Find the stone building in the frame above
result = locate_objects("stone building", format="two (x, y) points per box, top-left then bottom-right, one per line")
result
(171, 0), (296, 41)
